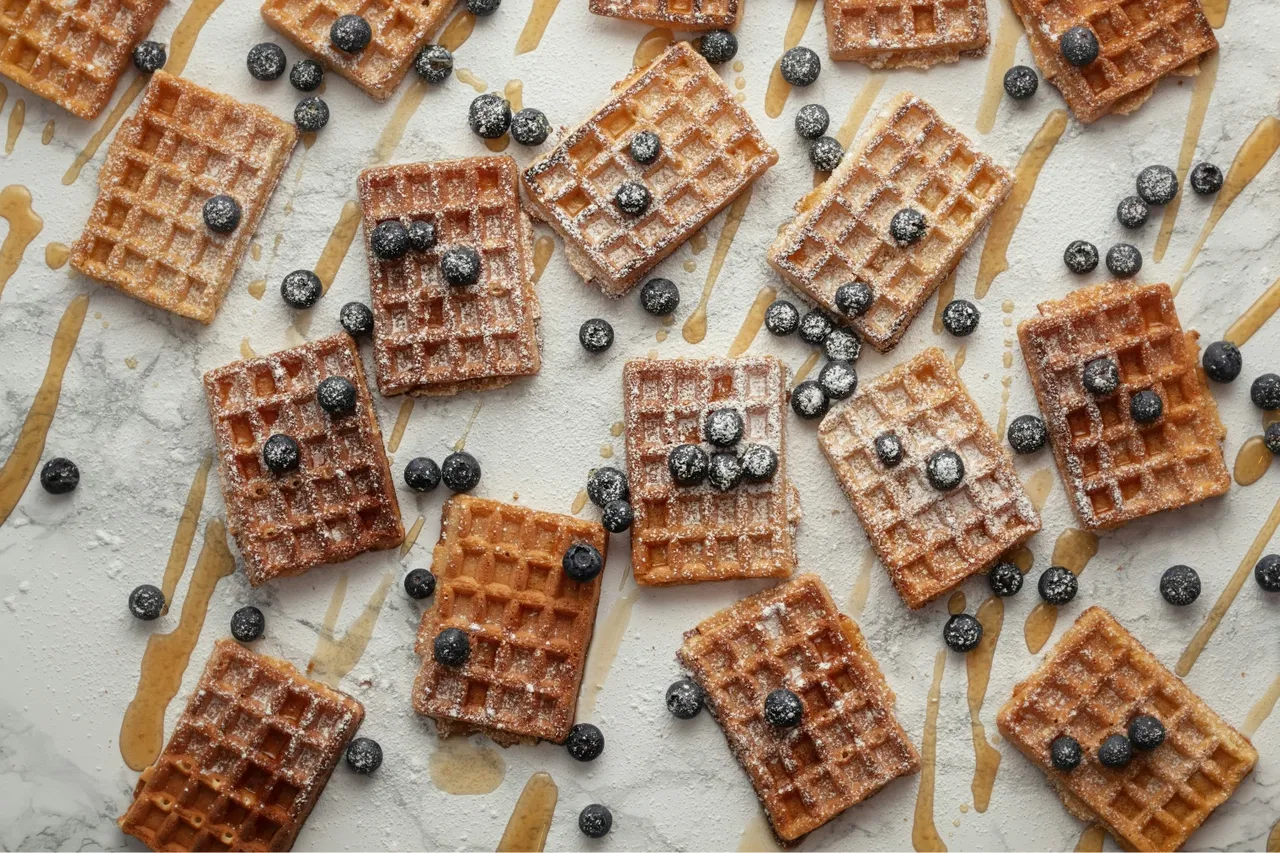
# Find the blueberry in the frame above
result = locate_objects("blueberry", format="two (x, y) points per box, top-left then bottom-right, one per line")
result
(614, 181), (651, 217)
(630, 130), (661, 165)
(668, 444), (709, 486)
(942, 299), (979, 337)
(763, 688), (803, 727)
(835, 281), (873, 317)
(579, 318), (614, 353)
(707, 452), (743, 492)
(1266, 422), (1280, 455)
(1007, 414), (1047, 454)
(1202, 340), (1242, 383)
(640, 278), (680, 316)
(601, 500), (634, 533)
(1082, 357), (1119, 396)
(203, 195), (241, 232)
(764, 300), (800, 336)
(987, 562), (1024, 597)
(1059, 26), (1099, 66)
(231, 605), (265, 642)
(704, 408), (744, 447)
(317, 376), (356, 416)
(408, 220), (437, 251)
(340, 301), (374, 337)
(371, 220), (410, 260)
(290, 59), (323, 91)
(129, 584), (165, 620)
(666, 678), (705, 719)
(345, 737), (383, 773)
(795, 103), (830, 140)
(579, 804), (612, 839)
(1064, 240), (1099, 274)
(1038, 566), (1077, 605)
(1137, 165), (1178, 205)
(889, 208), (927, 246)
(434, 627), (470, 666)
(566, 723), (605, 761)
(874, 433), (903, 467)
(563, 542), (604, 583)
(281, 269), (322, 308)
(1098, 734), (1132, 768)
(469, 93), (512, 139)
(1050, 735), (1082, 771)
(404, 568), (436, 599)
(330, 14), (372, 52)
(441, 246), (482, 286)
(823, 327), (861, 362)
(1107, 243), (1142, 277)
(943, 613), (983, 653)
(697, 29), (738, 64)
(818, 360), (857, 401)
(1160, 564), (1200, 606)
(132, 40), (166, 74)
(1116, 195), (1149, 229)
(467, 0), (501, 15)
(441, 451), (481, 492)
(247, 43), (286, 81)
(294, 96), (329, 132)
(809, 136), (843, 172)
(263, 434), (300, 474)
(779, 47), (820, 86)
(1255, 554), (1280, 592)
(739, 444), (778, 482)
(414, 45), (453, 83)
(39, 457), (79, 494)
(798, 309), (833, 344)
(587, 467), (629, 507)
(1003, 65), (1038, 99)
(511, 108), (550, 146)
(404, 456), (441, 492)
(1189, 162), (1223, 195)
(1128, 714), (1165, 751)
(1251, 374), (1280, 410)
(926, 449), (964, 490)
(791, 380), (829, 420)
(1129, 389), (1163, 423)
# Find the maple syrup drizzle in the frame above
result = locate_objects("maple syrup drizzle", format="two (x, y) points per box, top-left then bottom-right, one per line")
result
(1024, 529), (1098, 653)
(912, 649), (948, 852)
(975, 2), (1023, 134)
(159, 456), (212, 613)
(847, 549), (875, 618)
(736, 810), (783, 852)
(932, 271), (957, 334)
(497, 772), (559, 852)
(633, 28), (674, 67)
(727, 286), (777, 357)
(1025, 467), (1055, 512)
(995, 375), (1012, 438)
(948, 590), (966, 615)
(953, 345), (967, 372)
(456, 68), (488, 93)
(968, 596), (1004, 812)
(44, 241), (69, 269)
(1225, 274), (1280, 346)
(251, 242), (262, 261)
(401, 515), (426, 557)
(315, 200), (362, 293)
(814, 75), (885, 187)
(599, 443), (613, 458)
(578, 587), (641, 719)
(239, 337), (256, 359)
(5, 97), (24, 153)
(1201, 0), (1229, 27)
(120, 519), (235, 770)
(1234, 436), (1273, 486)
(1075, 824), (1106, 852)
(247, 278), (266, 299)
(505, 79), (524, 112)
(0, 184), (43, 297)
(975, 110), (1068, 299)
(532, 235), (555, 282)
(372, 79), (429, 165)
(307, 571), (395, 687)
(1242, 672), (1280, 737)
(1153, 50), (1219, 263)
(763, 0), (819, 119)
(387, 398), (415, 453)
(570, 488), (588, 514)
(40, 118), (53, 145)
(0, 80), (6, 114)
(64, 76), (146, 184)
(791, 351), (820, 389)
(682, 186), (753, 344)
(610, 421), (624, 437)
(515, 0), (561, 55)
(454, 401), (483, 451)
(429, 738), (507, 794)
(0, 293), (88, 526)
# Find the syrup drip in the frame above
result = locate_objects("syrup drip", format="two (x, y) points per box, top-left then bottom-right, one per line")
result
(5, 97), (24, 153)
(791, 351), (820, 388)
(932, 271), (957, 334)
(0, 81), (6, 114)
(912, 649), (948, 852)
(975, 2), (1023, 134)
(1153, 50), (1219, 263)
(239, 337), (256, 359)
(515, 0), (561, 54)
(1006, 544), (1033, 573)
(440, 9), (476, 51)
(429, 738), (507, 794)
(307, 571), (395, 688)
(953, 345), (967, 372)
(40, 118), (53, 145)
(682, 186), (753, 344)
(578, 587), (641, 719)
(847, 549), (875, 618)
(1025, 467), (1054, 512)
(995, 375), (1012, 438)
(948, 590), (966, 615)
(1234, 436), (1273, 486)
(690, 230), (709, 254)
(454, 401), (483, 451)
(727, 286), (777, 357)
(736, 810), (782, 852)
(1075, 824), (1106, 852)
(159, 456), (212, 613)
(387, 398), (415, 453)
(44, 241), (69, 270)
(401, 515), (426, 557)
(497, 772), (559, 852)
(373, 79), (430, 165)
(599, 444), (613, 458)
(247, 279), (266, 299)
(763, 0), (819, 119)
(633, 28), (673, 67)
(967, 597), (1004, 812)
(456, 68), (487, 93)
(0, 184), (43, 297)
(1225, 274), (1280, 346)
(1201, 0), (1229, 27)
(315, 200), (362, 293)
(570, 489), (588, 514)
(1242, 672), (1280, 737)
(610, 421), (624, 437)
(1024, 529), (1098, 653)
(532, 235), (554, 282)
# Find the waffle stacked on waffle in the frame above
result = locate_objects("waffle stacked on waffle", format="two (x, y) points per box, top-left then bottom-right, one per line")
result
(357, 156), (542, 397)
(1018, 281), (1228, 531)
(768, 93), (1012, 352)
(588, 0), (738, 31)
(823, 0), (989, 67)
(71, 72), (297, 324)
(622, 355), (799, 586)
(119, 639), (364, 852)
(0, 0), (166, 119)
(261, 0), (455, 100)
(203, 334), (403, 586)
(522, 41), (777, 297)
(678, 574), (920, 843)
(818, 347), (1040, 608)
(412, 496), (606, 745)
(998, 607), (1257, 851)
(1011, 0), (1216, 123)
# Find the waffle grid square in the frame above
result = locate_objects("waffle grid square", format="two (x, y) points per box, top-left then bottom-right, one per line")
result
(588, 0), (738, 31)
(823, 0), (989, 67)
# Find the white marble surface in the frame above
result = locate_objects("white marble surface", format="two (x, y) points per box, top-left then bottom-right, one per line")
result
(1, 0), (1279, 849)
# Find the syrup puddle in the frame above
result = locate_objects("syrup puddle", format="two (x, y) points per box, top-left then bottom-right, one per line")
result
(497, 772), (558, 852)
(429, 738), (506, 794)
(682, 186), (753, 344)
(736, 810), (783, 852)
(120, 519), (234, 770)
(1234, 436), (1272, 486)
(1201, 0), (1229, 27)
(975, 2), (1022, 134)
(159, 456), (213, 613)
(307, 570), (395, 688)
(454, 401), (483, 451)
(1075, 824), (1106, 852)
(912, 649), (947, 852)
(401, 515), (426, 557)
(1153, 50), (1219, 263)
(315, 200), (362, 293)
(5, 97), (24, 153)
(532, 235), (554, 282)
(633, 28), (673, 67)
(1243, 672), (1280, 737)
(791, 351), (820, 388)
(0, 184), (43, 298)
(578, 587), (641, 719)
(44, 241), (69, 269)
(727, 286), (777, 357)
(570, 488), (588, 514)
(1026, 467), (1054, 512)
(967, 597), (1004, 812)
(763, 0), (819, 119)
(1023, 528), (1098, 654)
(387, 398), (415, 453)
(515, 0), (561, 55)
(847, 549), (875, 618)
(1225, 274), (1280, 346)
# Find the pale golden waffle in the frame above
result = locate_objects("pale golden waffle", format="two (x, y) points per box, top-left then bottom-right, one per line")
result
(622, 355), (799, 586)
(260, 0), (455, 101)
(71, 72), (297, 324)
(203, 334), (404, 587)
(357, 156), (542, 398)
(678, 574), (920, 843)
(768, 92), (1011, 353)
(588, 0), (738, 31)
(0, 0), (166, 119)
(1011, 0), (1216, 123)
(522, 41), (777, 297)
(823, 0), (988, 67)
(997, 607), (1257, 851)
(412, 495), (606, 745)
(119, 639), (364, 852)
(817, 347), (1040, 609)
(1018, 281), (1229, 531)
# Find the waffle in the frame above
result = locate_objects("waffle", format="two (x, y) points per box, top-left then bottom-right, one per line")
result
(768, 93), (1011, 353)
(817, 347), (1040, 609)
(823, 0), (989, 68)
(1017, 281), (1229, 531)
(357, 156), (542, 398)
(522, 41), (777, 298)
(1011, 0), (1216, 123)
(119, 639), (364, 852)
(678, 574), (920, 843)
(203, 334), (404, 587)
(412, 495), (606, 745)
(588, 0), (738, 31)
(71, 72), (297, 324)
(260, 0), (455, 101)
(0, 0), (166, 119)
(623, 355), (800, 586)
(997, 607), (1257, 851)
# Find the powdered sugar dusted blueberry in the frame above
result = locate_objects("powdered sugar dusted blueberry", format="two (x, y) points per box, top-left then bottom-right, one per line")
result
(281, 269), (322, 308)
(889, 208), (927, 246)
(1059, 26), (1098, 66)
(941, 299), (979, 337)
(1082, 357), (1119, 396)
(795, 103), (829, 140)
(132, 40), (166, 73)
(987, 562), (1023, 597)
(340, 301), (374, 337)
(293, 96), (329, 132)
(203, 195), (241, 232)
(441, 451), (481, 492)
(1038, 566), (1077, 604)
(707, 452), (742, 492)
(579, 318), (614, 353)
(566, 723), (604, 761)
(1116, 195), (1148, 229)
(943, 613), (982, 652)
(1129, 388), (1163, 423)
(614, 181), (651, 217)
(764, 688), (803, 727)
(697, 29), (737, 64)
(739, 444), (777, 482)
(246, 43), (286, 80)
(263, 434), (300, 473)
(874, 433), (903, 467)
(1160, 564), (1200, 606)
(231, 606), (265, 642)
(434, 628), (471, 666)
(1252, 374), (1280, 410)
(587, 466), (629, 507)
(822, 327), (861, 362)
(798, 309), (833, 344)
(1063, 240), (1099, 274)
(441, 245), (481, 286)
(371, 220), (410, 259)
(1256, 554), (1280, 591)
(467, 0), (501, 15)
(511, 108), (550, 146)
(579, 804), (612, 839)
(129, 584), (164, 620)
(1128, 715), (1165, 751)
(1051, 735), (1082, 771)
(764, 300), (800, 336)
(290, 59), (323, 91)
(640, 277), (679, 315)
(779, 47), (820, 86)
(40, 457), (79, 494)
(1002, 65), (1038, 99)
(818, 360), (857, 400)
(1202, 340), (1242, 383)
(1007, 414), (1047, 454)
(809, 136), (843, 171)
(330, 14), (371, 51)
(563, 542), (604, 582)
(414, 45), (453, 83)
(316, 376), (356, 416)
(666, 678), (705, 719)
(404, 457), (441, 492)
(668, 444), (709, 485)
(926, 449), (964, 490)
(1266, 422), (1280, 455)
(1136, 165), (1178, 205)
(703, 408), (744, 447)
(408, 220), (437, 251)
(404, 568), (436, 599)
(468, 94), (512, 139)
(630, 130), (661, 165)
(602, 499), (634, 533)
(835, 281), (873, 316)
(1098, 734), (1132, 768)
(790, 380), (828, 420)
(1189, 162), (1223, 195)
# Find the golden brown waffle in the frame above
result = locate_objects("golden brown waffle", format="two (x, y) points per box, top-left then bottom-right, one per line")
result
(622, 355), (799, 586)
(203, 334), (404, 587)
(412, 495), (606, 745)
(1011, 0), (1216, 123)
(1018, 281), (1229, 531)
(997, 607), (1257, 851)
(119, 639), (364, 852)
(0, 0), (166, 119)
(817, 347), (1040, 609)
(71, 72), (297, 324)
(768, 93), (1011, 353)
(678, 574), (920, 843)
(357, 156), (542, 398)
(588, 0), (738, 31)
(260, 0), (455, 101)
(823, 0), (988, 67)
(522, 41), (776, 298)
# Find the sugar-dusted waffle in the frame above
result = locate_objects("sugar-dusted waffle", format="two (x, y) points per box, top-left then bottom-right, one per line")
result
(588, 0), (738, 31)
(203, 334), (403, 586)
(818, 347), (1040, 608)
(412, 495), (606, 745)
(71, 72), (296, 324)
(1011, 0), (1216, 123)
(357, 156), (542, 397)
(119, 639), (364, 852)
(622, 355), (799, 586)
(522, 41), (776, 297)
(823, 0), (988, 67)
(1017, 281), (1229, 530)
(260, 0), (455, 101)
(997, 607), (1257, 851)
(768, 93), (1011, 352)
(0, 0), (167, 119)
(678, 574), (920, 843)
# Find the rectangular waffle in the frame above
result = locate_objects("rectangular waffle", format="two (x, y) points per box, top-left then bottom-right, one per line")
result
(588, 0), (738, 31)
(0, 0), (167, 119)
(260, 0), (455, 101)
(823, 0), (989, 67)
(203, 334), (404, 587)
(817, 347), (1040, 609)
(678, 574), (920, 843)
(522, 41), (777, 298)
(623, 355), (799, 586)
(412, 495), (606, 745)
(71, 72), (297, 324)
(119, 639), (364, 852)
(768, 92), (1011, 353)
(1011, 0), (1216, 123)
(997, 607), (1257, 851)
(1017, 281), (1229, 531)
(357, 156), (542, 397)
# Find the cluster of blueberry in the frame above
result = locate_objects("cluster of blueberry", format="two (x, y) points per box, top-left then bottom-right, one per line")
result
(666, 409), (779, 493)
(245, 41), (330, 133)
(1050, 713), (1168, 773)
(666, 670), (804, 731)
(467, 93), (552, 146)
(371, 215), (485, 290)
(762, 288), (863, 420)
(577, 277), (683, 355)
(585, 466), (636, 534)
(1200, 339), (1280, 453)
(943, 559), (1077, 653)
